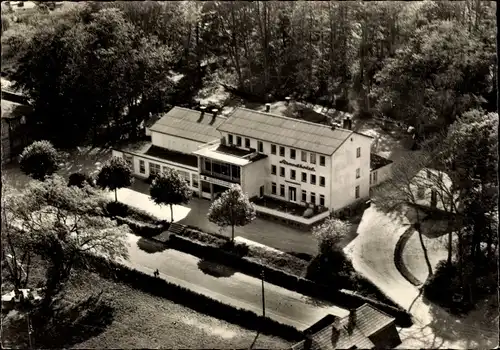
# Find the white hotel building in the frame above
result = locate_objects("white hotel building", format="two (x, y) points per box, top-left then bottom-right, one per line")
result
(113, 106), (392, 224)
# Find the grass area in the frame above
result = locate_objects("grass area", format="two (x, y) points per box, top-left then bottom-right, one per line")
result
(1, 263), (290, 349)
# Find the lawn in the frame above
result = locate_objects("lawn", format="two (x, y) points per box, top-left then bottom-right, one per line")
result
(1, 265), (290, 349)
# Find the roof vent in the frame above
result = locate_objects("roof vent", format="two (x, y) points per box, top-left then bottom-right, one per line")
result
(200, 105), (207, 117)
(211, 108), (219, 118)
(285, 96), (292, 105)
(343, 117), (352, 130)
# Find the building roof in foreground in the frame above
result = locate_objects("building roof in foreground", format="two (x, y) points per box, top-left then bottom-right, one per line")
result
(370, 153), (393, 171)
(292, 304), (397, 350)
(149, 106), (226, 144)
(1, 98), (33, 120)
(217, 107), (372, 155)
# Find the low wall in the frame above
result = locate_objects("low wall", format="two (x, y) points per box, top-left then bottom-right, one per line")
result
(253, 204), (329, 228)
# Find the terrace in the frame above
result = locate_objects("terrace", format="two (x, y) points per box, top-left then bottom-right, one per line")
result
(251, 195), (330, 228)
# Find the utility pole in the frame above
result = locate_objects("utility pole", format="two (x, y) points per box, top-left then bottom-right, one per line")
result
(261, 270), (265, 318)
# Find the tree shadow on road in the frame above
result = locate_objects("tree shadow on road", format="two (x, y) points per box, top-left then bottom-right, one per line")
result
(424, 295), (498, 349)
(137, 237), (168, 254)
(197, 259), (236, 278)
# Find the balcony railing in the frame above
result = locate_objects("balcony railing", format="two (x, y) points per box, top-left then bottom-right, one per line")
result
(200, 170), (240, 184)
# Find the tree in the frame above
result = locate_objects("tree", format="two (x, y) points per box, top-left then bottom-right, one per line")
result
(4, 175), (130, 309)
(149, 168), (192, 223)
(96, 156), (133, 202)
(312, 217), (352, 255)
(207, 184), (256, 242)
(19, 140), (61, 181)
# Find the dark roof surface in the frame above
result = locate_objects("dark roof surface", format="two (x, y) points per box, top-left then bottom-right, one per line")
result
(217, 107), (363, 155)
(1, 99), (33, 120)
(144, 145), (198, 168)
(370, 153), (393, 171)
(149, 106), (226, 143)
(292, 304), (396, 350)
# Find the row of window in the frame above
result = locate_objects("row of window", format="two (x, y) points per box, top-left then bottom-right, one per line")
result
(138, 159), (198, 188)
(228, 134), (265, 152)
(271, 165), (326, 186)
(271, 183), (326, 206)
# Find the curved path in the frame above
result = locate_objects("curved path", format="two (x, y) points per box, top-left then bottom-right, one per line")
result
(394, 227), (422, 286)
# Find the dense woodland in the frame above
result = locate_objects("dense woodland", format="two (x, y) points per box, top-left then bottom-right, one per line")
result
(1, 0), (497, 147)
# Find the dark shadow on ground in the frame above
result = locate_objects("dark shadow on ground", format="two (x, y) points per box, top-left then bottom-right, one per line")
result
(137, 237), (168, 254)
(424, 294), (498, 349)
(4, 293), (115, 349)
(197, 259), (236, 278)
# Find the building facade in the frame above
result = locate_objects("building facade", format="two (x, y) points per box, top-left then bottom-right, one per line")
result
(113, 106), (379, 213)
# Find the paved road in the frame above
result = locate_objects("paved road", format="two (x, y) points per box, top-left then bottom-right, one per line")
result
(128, 180), (318, 256)
(123, 233), (348, 331)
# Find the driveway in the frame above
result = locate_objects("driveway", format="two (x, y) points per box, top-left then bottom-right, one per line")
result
(345, 206), (498, 349)
(123, 233), (348, 331)
(128, 181), (318, 256)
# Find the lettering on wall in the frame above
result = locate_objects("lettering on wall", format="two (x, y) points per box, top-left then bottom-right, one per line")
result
(279, 159), (315, 172)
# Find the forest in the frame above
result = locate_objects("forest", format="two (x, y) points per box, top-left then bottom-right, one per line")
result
(1, 0), (497, 147)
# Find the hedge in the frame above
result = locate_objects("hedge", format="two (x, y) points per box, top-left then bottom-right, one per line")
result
(115, 216), (167, 238)
(84, 253), (303, 342)
(104, 201), (165, 226)
(168, 234), (413, 327)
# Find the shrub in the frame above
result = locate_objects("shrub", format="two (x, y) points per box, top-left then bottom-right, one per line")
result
(68, 172), (95, 188)
(288, 251), (314, 261)
(220, 241), (249, 257)
(96, 157), (133, 202)
(115, 216), (165, 238)
(303, 207), (314, 218)
(19, 140), (61, 181)
(181, 227), (228, 246)
(104, 201), (163, 225)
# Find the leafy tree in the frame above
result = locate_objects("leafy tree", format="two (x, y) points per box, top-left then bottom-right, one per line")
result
(306, 217), (355, 287)
(207, 184), (256, 242)
(149, 168), (192, 223)
(312, 218), (352, 255)
(4, 175), (130, 309)
(19, 140), (62, 181)
(96, 156), (133, 202)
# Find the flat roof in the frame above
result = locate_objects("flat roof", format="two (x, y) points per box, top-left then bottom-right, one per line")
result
(193, 146), (251, 166)
(144, 145), (198, 168)
(149, 106), (226, 143)
(217, 107), (372, 155)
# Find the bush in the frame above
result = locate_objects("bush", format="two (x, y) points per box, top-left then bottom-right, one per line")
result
(303, 207), (314, 218)
(84, 253), (302, 342)
(68, 172), (95, 188)
(181, 227), (228, 246)
(220, 241), (249, 257)
(104, 201), (163, 225)
(115, 216), (166, 238)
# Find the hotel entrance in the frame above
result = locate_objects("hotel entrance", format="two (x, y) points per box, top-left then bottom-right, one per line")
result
(288, 186), (297, 202)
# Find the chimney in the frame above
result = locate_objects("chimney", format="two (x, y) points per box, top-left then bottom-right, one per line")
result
(200, 105), (207, 117)
(347, 309), (357, 335)
(343, 117), (352, 130)
(265, 103), (271, 113)
(211, 108), (218, 118)
(285, 96), (291, 105)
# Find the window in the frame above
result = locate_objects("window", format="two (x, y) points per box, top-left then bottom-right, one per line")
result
(139, 160), (145, 174)
(290, 149), (296, 159)
(310, 174), (316, 185)
(319, 155), (325, 166)
(236, 136), (242, 146)
(271, 144), (277, 155)
(372, 171), (377, 184)
(310, 153), (316, 164)
(279, 146), (285, 157)
(356, 168), (360, 179)
(355, 185), (360, 199)
(228, 134), (233, 144)
(280, 166), (285, 177)
(271, 165), (277, 175)
(301, 190), (307, 202)
(280, 184), (285, 197)
(301, 172), (307, 182)
(301, 151), (307, 162)
(258, 141), (263, 153)
(204, 159), (212, 172)
(310, 192), (316, 204)
(356, 147), (361, 158)
(163, 166), (169, 174)
(178, 170), (190, 186)
(149, 162), (161, 176)
(124, 154), (133, 169)
(272, 182), (277, 195)
(320, 176), (325, 187)
(245, 138), (251, 148)
(192, 174), (199, 188)
(319, 194), (325, 206)
(290, 169), (296, 180)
